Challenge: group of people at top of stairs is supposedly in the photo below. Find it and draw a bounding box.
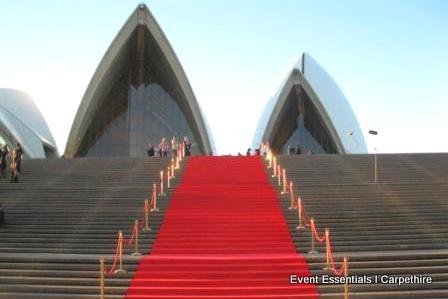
[0,142,22,184]
[146,136,192,158]
[241,141,270,156]
[244,141,314,156]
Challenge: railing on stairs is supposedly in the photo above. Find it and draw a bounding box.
[266,149,350,299]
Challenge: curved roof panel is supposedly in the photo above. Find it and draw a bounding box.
[65,4,214,157]
[0,88,59,158]
[253,53,367,154]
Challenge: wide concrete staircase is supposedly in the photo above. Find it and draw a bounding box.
[0,158,182,298]
[274,153,448,298]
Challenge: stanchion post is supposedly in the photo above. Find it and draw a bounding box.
[323,228,331,271]
[277,165,282,186]
[167,167,171,188]
[159,170,166,196]
[296,197,305,230]
[288,181,296,209]
[171,159,176,178]
[151,183,159,212]
[99,257,105,299]
[272,157,277,177]
[344,257,349,299]
[281,169,288,194]
[132,220,141,256]
[308,218,318,254]
[114,231,126,273]
[143,199,151,231]
[267,151,272,168]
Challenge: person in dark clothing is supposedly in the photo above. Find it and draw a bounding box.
[0,145,7,179]
[147,143,155,157]
[183,136,192,156]
[10,149,19,183]
[255,148,261,156]
[15,143,22,173]
[246,148,251,156]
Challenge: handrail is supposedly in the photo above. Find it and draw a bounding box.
[101,151,185,296]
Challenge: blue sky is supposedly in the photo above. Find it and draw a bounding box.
[0,0,447,154]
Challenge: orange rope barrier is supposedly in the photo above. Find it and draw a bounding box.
[106,231,124,274]
[310,218,326,243]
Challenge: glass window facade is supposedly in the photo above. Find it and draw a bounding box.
[76,25,199,157]
[271,85,337,155]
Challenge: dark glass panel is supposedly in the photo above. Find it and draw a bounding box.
[77,25,200,157]
[271,85,338,155]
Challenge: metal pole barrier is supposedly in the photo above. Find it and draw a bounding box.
[344,257,349,299]
[288,181,295,209]
[159,170,166,196]
[167,167,171,188]
[143,199,151,231]
[277,165,282,186]
[308,218,318,254]
[114,231,126,273]
[171,159,176,178]
[99,257,105,299]
[323,229,331,271]
[272,157,277,177]
[267,151,272,168]
[151,183,159,212]
[296,197,305,230]
[281,169,288,194]
[132,220,141,256]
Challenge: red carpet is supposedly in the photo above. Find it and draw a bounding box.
[125,156,319,298]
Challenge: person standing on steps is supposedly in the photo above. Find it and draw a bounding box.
[10,149,19,183]
[147,143,155,157]
[183,136,192,156]
[15,143,23,173]
[171,136,178,157]
[159,138,169,157]
[0,145,7,178]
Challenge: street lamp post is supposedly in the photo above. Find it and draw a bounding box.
[369,130,378,184]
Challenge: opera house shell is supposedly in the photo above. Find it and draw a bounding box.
[0,88,59,158]
[253,53,367,154]
[65,4,215,158]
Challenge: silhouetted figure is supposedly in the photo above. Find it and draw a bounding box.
[296,144,302,155]
[0,145,7,179]
[183,137,192,156]
[15,143,22,173]
[147,143,155,157]
[246,148,251,156]
[255,148,261,156]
